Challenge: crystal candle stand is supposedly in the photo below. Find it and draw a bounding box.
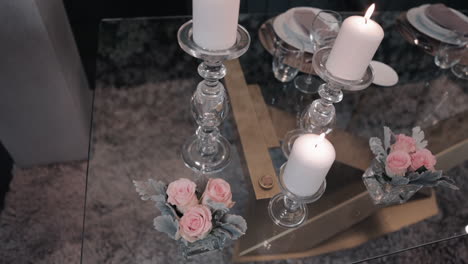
[282,47,374,157]
[177,20,250,173]
[268,164,327,228]
[451,64,468,80]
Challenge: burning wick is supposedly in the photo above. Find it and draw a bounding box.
[315,133,326,148]
[364,3,375,24]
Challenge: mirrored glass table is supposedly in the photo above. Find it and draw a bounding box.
[81,12,468,263]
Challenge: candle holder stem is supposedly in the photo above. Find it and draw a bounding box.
[301,81,343,133]
[283,196,300,211]
[282,47,374,157]
[178,20,250,173]
[182,60,230,173]
[268,164,326,228]
[269,194,307,228]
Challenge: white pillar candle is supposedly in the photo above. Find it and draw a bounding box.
[283,134,336,197]
[192,0,240,50]
[325,4,384,80]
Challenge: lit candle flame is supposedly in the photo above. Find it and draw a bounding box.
[315,133,326,148]
[364,4,375,23]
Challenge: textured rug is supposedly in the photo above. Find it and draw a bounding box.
[0,162,87,264]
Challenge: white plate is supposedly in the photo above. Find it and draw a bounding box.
[287,7,324,42]
[370,61,399,87]
[407,4,468,44]
[273,7,322,53]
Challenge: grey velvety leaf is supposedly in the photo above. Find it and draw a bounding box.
[189,234,226,250]
[180,237,189,246]
[383,126,392,152]
[155,202,178,218]
[385,165,397,178]
[418,170,443,182]
[154,215,179,239]
[409,171,460,190]
[197,235,219,250]
[150,180,167,196]
[218,214,247,240]
[133,179,167,201]
[219,223,245,240]
[412,126,428,149]
[369,137,386,161]
[222,214,248,232]
[204,198,229,213]
[133,180,154,201]
[391,176,410,186]
[437,176,459,190]
[371,160,384,175]
[151,195,166,203]
[440,176,456,184]
[437,180,459,190]
[407,172,422,182]
[211,227,232,240]
[212,210,227,224]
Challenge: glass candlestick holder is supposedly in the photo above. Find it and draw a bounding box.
[177,20,250,173]
[451,63,468,80]
[282,47,374,157]
[268,164,327,228]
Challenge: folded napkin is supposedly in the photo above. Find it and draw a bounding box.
[293,9,326,35]
[425,4,468,34]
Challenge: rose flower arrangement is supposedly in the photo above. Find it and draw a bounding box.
[133,177,246,254]
[364,126,458,204]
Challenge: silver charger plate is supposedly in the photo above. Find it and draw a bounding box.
[272,7,323,53]
[406,4,468,45]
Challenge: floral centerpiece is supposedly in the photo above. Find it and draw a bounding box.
[363,126,458,205]
[133,177,247,258]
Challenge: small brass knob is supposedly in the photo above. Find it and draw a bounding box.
[259,174,274,190]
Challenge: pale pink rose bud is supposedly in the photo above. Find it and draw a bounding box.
[391,134,417,153]
[166,178,199,213]
[202,178,235,208]
[410,149,437,171]
[385,150,412,176]
[179,205,212,242]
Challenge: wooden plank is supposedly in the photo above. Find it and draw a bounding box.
[425,111,468,170]
[237,190,376,258]
[234,191,438,262]
[224,60,280,199]
[236,161,377,258]
[435,138,468,171]
[247,84,280,148]
[267,106,297,141]
[327,130,373,171]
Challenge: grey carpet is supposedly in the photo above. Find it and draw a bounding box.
[0,162,86,264]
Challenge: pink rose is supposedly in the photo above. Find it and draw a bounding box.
[179,205,212,242]
[410,149,437,171]
[166,178,198,213]
[202,178,235,208]
[391,134,417,153]
[385,150,411,176]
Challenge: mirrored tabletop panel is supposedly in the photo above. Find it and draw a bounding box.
[82,11,468,264]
